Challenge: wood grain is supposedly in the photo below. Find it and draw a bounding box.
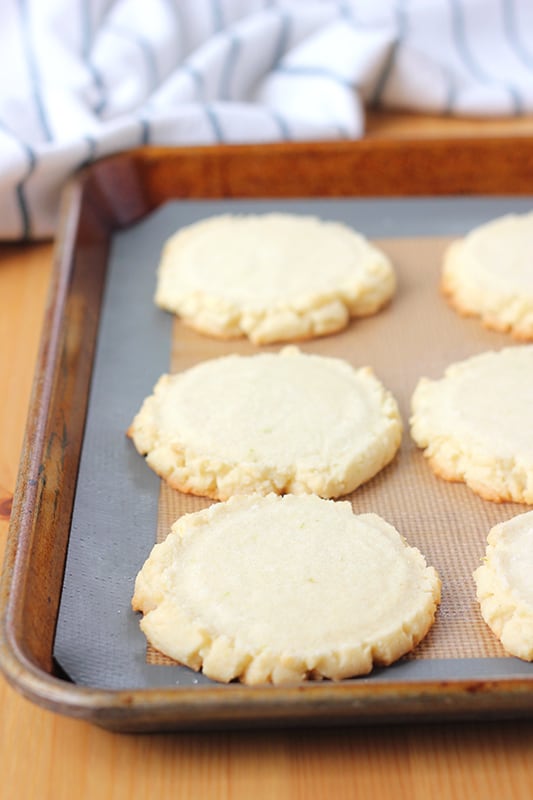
[365,109,533,139]
[1,115,533,796]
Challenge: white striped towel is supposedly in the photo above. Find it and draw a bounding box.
[1,0,533,240]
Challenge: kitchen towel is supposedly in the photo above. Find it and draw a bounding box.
[1,0,532,240]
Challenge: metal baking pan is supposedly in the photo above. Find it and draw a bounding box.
[1,140,532,732]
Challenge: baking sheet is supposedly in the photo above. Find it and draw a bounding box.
[54,197,533,690]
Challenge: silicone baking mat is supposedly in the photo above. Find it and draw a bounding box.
[54,197,533,689]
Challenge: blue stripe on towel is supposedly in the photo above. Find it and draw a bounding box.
[210,0,224,33]
[370,0,408,107]
[270,10,292,69]
[443,68,459,114]
[16,143,36,240]
[273,64,354,90]
[449,0,523,113]
[139,118,151,145]
[270,109,291,140]
[337,1,354,19]
[502,0,533,71]
[86,59,107,115]
[79,135,97,168]
[0,119,37,239]
[205,104,224,141]
[81,0,108,114]
[181,63,205,99]
[81,0,92,55]
[218,33,240,100]
[18,0,53,141]
[335,122,351,138]
[106,25,159,92]
[161,0,184,48]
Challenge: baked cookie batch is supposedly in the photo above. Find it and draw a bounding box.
[130,210,533,682]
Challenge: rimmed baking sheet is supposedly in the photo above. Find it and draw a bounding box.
[54,197,533,690]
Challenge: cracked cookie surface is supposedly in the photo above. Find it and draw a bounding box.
[132,494,441,684]
[410,346,533,504]
[128,346,402,501]
[155,213,395,344]
[474,510,533,661]
[442,211,533,340]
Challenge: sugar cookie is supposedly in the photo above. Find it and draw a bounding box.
[128,347,402,500]
[473,510,533,661]
[410,346,533,504]
[132,494,441,684]
[442,211,533,340]
[155,213,395,344]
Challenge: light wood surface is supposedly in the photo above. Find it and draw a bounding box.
[1,116,533,798]
[365,108,533,138]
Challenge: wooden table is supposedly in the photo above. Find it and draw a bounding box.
[1,113,533,799]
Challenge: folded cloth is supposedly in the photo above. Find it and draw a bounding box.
[1,0,532,240]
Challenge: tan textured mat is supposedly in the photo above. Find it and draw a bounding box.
[147,236,528,666]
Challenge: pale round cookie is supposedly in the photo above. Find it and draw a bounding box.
[442,211,533,340]
[473,510,533,661]
[154,213,395,344]
[132,494,441,684]
[410,346,533,504]
[128,347,402,500]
